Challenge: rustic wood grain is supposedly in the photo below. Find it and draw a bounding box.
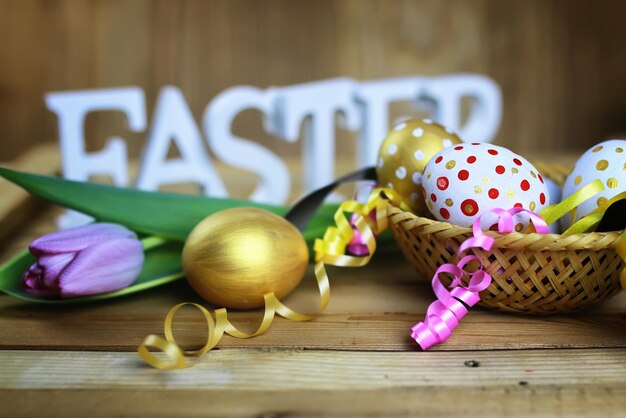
[3,348,626,389]
[1,147,625,416]
[0,151,624,355]
[2,386,626,418]
[1,247,625,352]
[1,349,625,417]
[1,0,626,162]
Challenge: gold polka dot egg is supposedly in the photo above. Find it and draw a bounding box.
[376,118,462,216]
[422,143,550,227]
[561,139,626,230]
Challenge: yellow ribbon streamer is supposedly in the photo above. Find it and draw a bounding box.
[138,188,403,369]
[538,181,626,292]
[537,180,626,235]
[537,178,626,236]
[138,268,330,369]
[139,177,626,369]
[617,232,626,291]
[538,179,605,228]
[539,180,626,292]
[562,192,626,235]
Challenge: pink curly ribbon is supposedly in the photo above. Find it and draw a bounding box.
[347,182,379,256]
[348,212,376,256]
[411,208,549,350]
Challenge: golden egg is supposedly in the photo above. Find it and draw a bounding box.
[376,118,462,216]
[182,207,309,309]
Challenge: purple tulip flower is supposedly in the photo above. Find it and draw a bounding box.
[22,223,144,298]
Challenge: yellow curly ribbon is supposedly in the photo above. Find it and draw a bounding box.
[537,181,626,292]
[537,181,626,291]
[138,176,626,369]
[139,188,404,369]
[538,179,605,229]
[537,179,626,235]
[313,187,407,265]
[583,193,626,292]
[617,232,626,291]
[138,268,329,369]
[563,192,626,235]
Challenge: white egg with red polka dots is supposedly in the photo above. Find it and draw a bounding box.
[422,143,550,227]
[561,139,626,231]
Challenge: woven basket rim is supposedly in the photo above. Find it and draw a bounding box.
[387,204,623,251]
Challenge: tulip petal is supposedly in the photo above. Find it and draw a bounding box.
[23,285,58,297]
[29,223,136,256]
[22,264,58,297]
[57,238,144,297]
[37,252,76,287]
[22,265,42,289]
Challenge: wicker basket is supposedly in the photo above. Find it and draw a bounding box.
[387,162,624,314]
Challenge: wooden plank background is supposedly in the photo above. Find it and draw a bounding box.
[2,2,626,416]
[1,0,626,163]
[1,145,626,416]
[2,203,626,417]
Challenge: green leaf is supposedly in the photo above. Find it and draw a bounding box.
[0,241,185,304]
[0,167,339,242]
[0,168,400,304]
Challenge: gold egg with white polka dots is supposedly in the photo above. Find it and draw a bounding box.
[376,118,462,216]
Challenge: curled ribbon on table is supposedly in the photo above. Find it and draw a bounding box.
[412,180,626,350]
[139,169,626,367]
[138,279,331,369]
[348,213,375,256]
[314,177,626,352]
[411,208,550,350]
[138,173,409,369]
[312,187,408,265]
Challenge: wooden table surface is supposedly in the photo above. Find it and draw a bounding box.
[1,146,625,417]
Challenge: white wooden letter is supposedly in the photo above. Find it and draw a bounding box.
[45,87,146,184]
[135,86,227,196]
[203,86,289,204]
[46,87,146,227]
[267,78,360,194]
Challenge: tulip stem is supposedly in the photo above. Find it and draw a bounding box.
[141,236,169,251]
